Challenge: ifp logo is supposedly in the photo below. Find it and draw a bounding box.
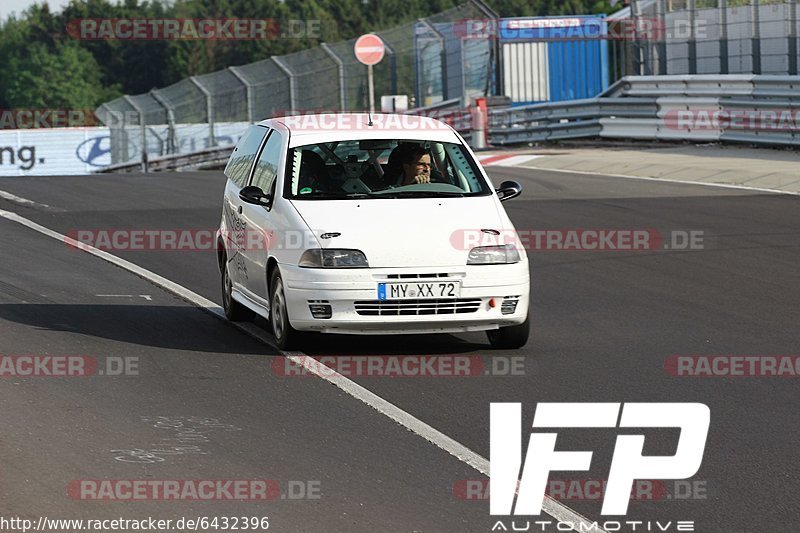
[490,403,710,516]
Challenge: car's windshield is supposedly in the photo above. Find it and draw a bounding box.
[285,139,491,199]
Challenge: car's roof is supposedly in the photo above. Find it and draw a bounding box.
[259,113,463,147]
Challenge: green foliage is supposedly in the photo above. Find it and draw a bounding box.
[3,40,117,108]
[0,0,621,109]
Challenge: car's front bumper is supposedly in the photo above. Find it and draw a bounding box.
[279,262,530,334]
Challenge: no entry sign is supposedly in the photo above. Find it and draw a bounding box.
[354,34,385,66]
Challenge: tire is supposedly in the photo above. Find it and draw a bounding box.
[487,311,530,349]
[269,268,299,350]
[221,254,254,322]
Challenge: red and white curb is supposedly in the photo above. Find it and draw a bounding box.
[476,153,541,167]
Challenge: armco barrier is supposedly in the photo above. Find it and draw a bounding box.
[654,97,723,142]
[719,98,800,146]
[98,145,234,173]
[487,75,800,148]
[487,97,658,145]
[598,118,659,140]
[605,75,758,98]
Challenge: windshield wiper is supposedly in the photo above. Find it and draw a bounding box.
[293,191,371,199]
[378,190,466,198]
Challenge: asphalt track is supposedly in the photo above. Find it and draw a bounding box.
[0,165,798,532]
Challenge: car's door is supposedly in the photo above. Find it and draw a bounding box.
[240,128,285,302]
[221,125,268,293]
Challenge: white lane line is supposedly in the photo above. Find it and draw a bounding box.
[0,207,603,533]
[522,165,800,197]
[0,189,51,209]
[97,294,154,301]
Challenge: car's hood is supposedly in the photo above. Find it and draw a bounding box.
[290,196,505,268]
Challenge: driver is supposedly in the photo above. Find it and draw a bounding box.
[401,146,432,185]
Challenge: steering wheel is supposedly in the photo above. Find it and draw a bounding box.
[429,168,450,184]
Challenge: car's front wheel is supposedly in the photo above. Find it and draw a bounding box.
[221,255,254,322]
[269,268,299,350]
[487,311,530,349]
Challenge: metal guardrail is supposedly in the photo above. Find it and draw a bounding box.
[488,97,658,145]
[488,75,800,148]
[99,146,233,173]
[605,75,800,100]
[605,75,758,98]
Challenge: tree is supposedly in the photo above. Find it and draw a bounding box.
[3,40,116,108]
[0,0,624,109]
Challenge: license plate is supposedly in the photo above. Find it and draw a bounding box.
[377,281,461,300]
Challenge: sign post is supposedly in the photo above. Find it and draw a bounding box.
[354,34,386,113]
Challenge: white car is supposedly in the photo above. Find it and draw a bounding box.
[216,113,530,350]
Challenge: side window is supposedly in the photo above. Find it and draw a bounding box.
[251,130,283,193]
[224,125,267,188]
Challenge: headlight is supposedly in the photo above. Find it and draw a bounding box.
[467,244,520,265]
[299,249,369,268]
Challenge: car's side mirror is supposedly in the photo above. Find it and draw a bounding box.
[496,180,522,202]
[239,185,272,207]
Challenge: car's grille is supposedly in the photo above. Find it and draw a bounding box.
[384,273,454,280]
[355,298,481,316]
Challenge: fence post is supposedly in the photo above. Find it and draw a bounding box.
[380,38,398,96]
[228,66,254,122]
[150,89,176,154]
[688,0,697,74]
[719,0,729,74]
[122,95,146,169]
[751,0,762,74]
[271,57,296,112]
[320,43,347,111]
[657,0,668,74]
[98,103,122,165]
[190,76,215,147]
[632,0,644,75]
[789,0,798,75]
